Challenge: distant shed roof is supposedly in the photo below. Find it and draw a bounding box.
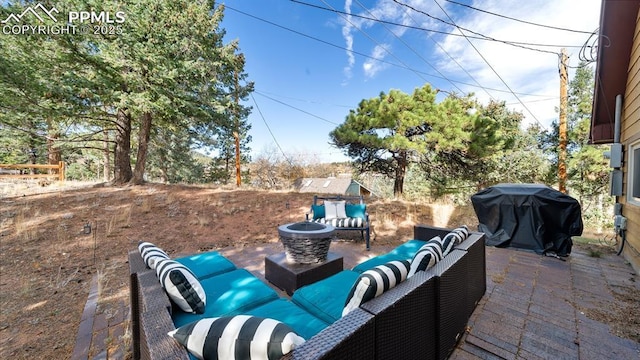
[294,177,373,196]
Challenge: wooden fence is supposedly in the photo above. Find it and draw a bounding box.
[0,162,66,181]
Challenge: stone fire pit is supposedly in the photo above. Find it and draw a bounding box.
[278,222,335,264]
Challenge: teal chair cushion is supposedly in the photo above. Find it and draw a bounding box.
[345,203,366,219]
[172,269,279,328]
[245,299,330,340]
[312,204,325,219]
[174,251,236,280]
[352,239,426,273]
[291,270,360,324]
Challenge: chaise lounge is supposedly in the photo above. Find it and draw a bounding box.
[129,225,486,360]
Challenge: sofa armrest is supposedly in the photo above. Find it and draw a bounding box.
[130,272,189,360]
[129,250,189,360]
[453,232,486,320]
[129,249,147,274]
[361,271,438,360]
[428,250,469,359]
[139,307,189,360]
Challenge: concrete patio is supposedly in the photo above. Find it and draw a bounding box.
[75,238,639,359]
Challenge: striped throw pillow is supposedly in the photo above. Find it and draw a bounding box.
[408,237,444,278]
[342,260,411,317]
[137,241,169,270]
[441,225,470,256]
[168,315,306,360]
[155,258,206,314]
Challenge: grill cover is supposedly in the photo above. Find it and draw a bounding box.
[471,184,583,256]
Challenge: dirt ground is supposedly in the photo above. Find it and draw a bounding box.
[0,181,636,359]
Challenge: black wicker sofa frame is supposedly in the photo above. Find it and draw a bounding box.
[128,225,486,360]
[305,195,372,250]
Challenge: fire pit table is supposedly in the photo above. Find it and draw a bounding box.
[265,222,343,295]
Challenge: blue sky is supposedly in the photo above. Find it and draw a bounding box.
[220,0,602,163]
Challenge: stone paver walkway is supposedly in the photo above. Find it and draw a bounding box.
[452,246,639,359]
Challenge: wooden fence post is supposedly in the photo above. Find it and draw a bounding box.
[59,161,65,181]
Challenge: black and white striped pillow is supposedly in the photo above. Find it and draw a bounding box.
[168,315,306,360]
[155,258,206,314]
[138,241,170,270]
[441,225,470,256]
[408,237,444,278]
[342,260,411,317]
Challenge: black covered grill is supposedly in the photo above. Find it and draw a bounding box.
[471,183,583,256]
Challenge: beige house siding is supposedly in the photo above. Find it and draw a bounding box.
[619,9,640,274]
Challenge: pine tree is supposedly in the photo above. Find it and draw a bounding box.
[330,84,487,197]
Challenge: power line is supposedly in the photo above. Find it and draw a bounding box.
[444,0,595,35]
[578,30,602,63]
[290,0,583,49]
[225,5,558,99]
[225,5,390,66]
[321,0,466,93]
[416,0,548,130]
[391,0,560,56]
[258,86,556,119]
[249,93,293,165]
[223,4,461,96]
[390,0,495,100]
[254,90,341,125]
[347,0,466,93]
[224,5,426,77]
[256,89,352,108]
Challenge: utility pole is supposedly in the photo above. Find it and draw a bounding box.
[234,59,242,187]
[558,48,568,194]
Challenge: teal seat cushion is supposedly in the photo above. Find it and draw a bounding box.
[352,239,426,273]
[291,270,360,324]
[245,299,330,340]
[172,269,279,328]
[174,251,236,280]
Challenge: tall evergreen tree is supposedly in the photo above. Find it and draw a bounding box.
[566,64,609,199]
[1,1,253,184]
[422,99,524,191]
[330,84,486,197]
[540,62,608,196]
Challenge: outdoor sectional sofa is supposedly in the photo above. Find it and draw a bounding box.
[128,225,486,360]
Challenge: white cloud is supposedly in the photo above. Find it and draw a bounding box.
[336,0,600,129]
[341,0,443,80]
[431,0,601,129]
[363,44,392,77]
[341,0,355,80]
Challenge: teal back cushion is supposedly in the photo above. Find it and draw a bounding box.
[389,239,428,258]
[345,204,366,219]
[352,253,407,273]
[351,239,427,273]
[312,204,325,219]
[174,251,236,280]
